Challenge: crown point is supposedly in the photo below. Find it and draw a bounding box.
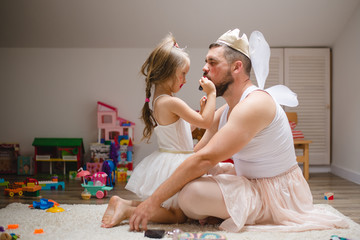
[216,29,250,58]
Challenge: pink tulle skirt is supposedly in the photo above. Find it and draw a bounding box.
[210,164,349,232]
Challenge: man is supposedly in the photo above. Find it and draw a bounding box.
[108,29,348,232]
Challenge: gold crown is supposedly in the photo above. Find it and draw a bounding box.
[216,29,249,58]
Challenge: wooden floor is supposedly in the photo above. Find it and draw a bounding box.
[0,172,359,224]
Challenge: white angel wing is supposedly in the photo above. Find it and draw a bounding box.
[249,30,298,107]
[249,31,270,90]
[266,85,299,107]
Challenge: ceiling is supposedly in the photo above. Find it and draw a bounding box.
[1,0,359,48]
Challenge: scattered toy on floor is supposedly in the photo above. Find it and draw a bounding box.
[330,235,350,240]
[77,168,113,199]
[46,205,65,213]
[32,198,54,210]
[324,192,334,200]
[33,229,44,234]
[6,225,18,230]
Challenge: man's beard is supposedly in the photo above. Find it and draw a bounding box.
[215,70,234,97]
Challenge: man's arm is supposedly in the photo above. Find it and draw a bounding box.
[129,91,275,231]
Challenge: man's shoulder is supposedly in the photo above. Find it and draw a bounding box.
[233,91,276,121]
[240,90,274,108]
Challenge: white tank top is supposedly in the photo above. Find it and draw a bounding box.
[219,86,297,178]
[153,95,194,152]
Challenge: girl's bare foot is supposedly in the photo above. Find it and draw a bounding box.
[101,196,135,228]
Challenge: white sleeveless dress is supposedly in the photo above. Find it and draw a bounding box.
[125,95,194,209]
[209,86,349,232]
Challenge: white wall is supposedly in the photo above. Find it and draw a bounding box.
[2,2,360,182]
[0,47,225,167]
[332,4,360,184]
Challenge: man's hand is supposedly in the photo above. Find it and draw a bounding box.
[129,198,158,231]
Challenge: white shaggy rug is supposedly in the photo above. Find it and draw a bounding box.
[0,203,359,240]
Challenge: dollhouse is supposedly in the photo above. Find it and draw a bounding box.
[97,101,135,142]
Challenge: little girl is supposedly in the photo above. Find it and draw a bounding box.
[101,33,216,228]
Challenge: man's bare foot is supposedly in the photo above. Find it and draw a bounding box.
[101,196,135,228]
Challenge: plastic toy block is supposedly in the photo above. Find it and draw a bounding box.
[34,229,44,234]
[0,178,9,187]
[117,171,127,182]
[7,224,19,229]
[0,226,4,232]
[324,192,334,200]
[23,185,41,197]
[38,181,65,190]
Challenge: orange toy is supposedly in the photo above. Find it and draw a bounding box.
[34,229,44,234]
[7,224,19,229]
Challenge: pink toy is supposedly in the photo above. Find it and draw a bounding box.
[77,168,113,199]
[97,101,135,142]
[76,168,91,185]
[86,162,103,175]
[92,172,108,186]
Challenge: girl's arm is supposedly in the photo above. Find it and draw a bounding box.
[194,104,227,152]
[171,77,216,129]
[190,96,207,131]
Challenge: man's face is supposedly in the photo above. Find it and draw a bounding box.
[202,46,234,97]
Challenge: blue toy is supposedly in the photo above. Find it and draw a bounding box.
[33,198,54,210]
[102,160,116,187]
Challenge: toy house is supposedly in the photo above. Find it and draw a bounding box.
[32,138,84,175]
[94,101,135,179]
[97,101,135,142]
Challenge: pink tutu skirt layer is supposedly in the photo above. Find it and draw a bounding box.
[211,165,349,232]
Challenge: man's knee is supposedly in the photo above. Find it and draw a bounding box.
[178,180,203,213]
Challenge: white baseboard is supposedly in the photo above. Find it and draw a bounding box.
[309,165,331,173]
[298,164,331,173]
[331,164,360,185]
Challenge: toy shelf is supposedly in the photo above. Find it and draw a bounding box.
[0,143,20,174]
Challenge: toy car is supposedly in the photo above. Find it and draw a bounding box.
[4,182,24,197]
[77,168,113,199]
[81,182,113,199]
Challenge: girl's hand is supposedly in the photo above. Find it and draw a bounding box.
[199,96,207,114]
[199,77,216,95]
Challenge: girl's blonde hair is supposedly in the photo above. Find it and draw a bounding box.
[140,33,189,142]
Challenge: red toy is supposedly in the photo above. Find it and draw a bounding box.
[324,192,334,200]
